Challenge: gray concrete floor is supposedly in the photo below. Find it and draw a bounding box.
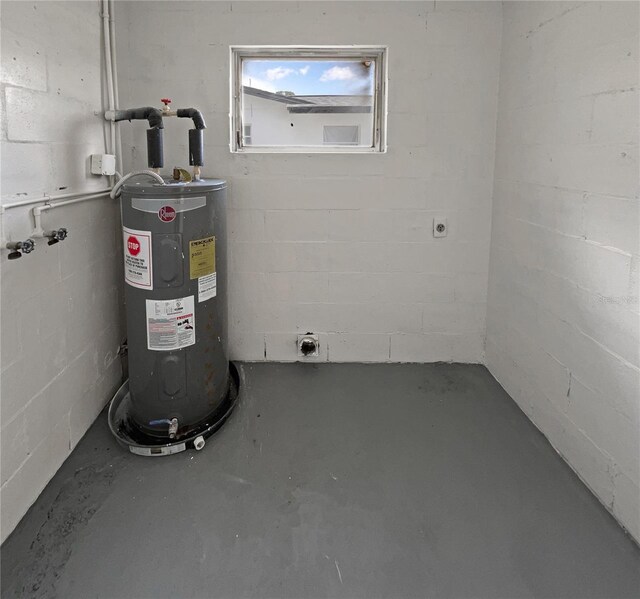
[2,363,639,599]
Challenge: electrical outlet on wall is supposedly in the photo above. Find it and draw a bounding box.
[433,217,448,238]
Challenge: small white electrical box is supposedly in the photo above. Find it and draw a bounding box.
[433,217,448,238]
[91,154,116,176]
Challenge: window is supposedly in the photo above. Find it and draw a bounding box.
[230,46,387,153]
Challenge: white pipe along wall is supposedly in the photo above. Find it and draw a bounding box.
[0,0,638,546]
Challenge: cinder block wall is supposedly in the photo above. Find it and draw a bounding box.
[116,0,502,363]
[0,1,125,542]
[2,0,637,548]
[486,1,640,541]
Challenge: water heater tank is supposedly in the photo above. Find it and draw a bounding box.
[117,177,233,446]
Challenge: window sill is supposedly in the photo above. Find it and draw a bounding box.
[231,146,387,154]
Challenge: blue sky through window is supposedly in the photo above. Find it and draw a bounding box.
[242,60,374,96]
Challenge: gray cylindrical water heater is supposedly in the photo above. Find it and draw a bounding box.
[119,178,230,443]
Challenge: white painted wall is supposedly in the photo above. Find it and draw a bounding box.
[0,1,125,542]
[116,0,502,363]
[243,94,372,147]
[486,1,640,542]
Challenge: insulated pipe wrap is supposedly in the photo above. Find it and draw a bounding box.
[188,129,204,166]
[177,108,206,129]
[112,105,206,169]
[146,128,164,168]
[113,107,164,129]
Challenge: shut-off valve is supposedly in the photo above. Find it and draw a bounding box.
[6,239,35,260]
[44,228,68,246]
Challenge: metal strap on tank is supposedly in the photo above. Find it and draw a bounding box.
[131,196,207,213]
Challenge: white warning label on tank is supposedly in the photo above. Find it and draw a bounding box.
[198,273,217,302]
[123,227,152,290]
[145,295,195,351]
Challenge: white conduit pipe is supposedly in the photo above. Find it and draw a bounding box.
[4,171,163,244]
[102,0,116,181]
[110,170,165,199]
[1,188,113,211]
[31,191,112,237]
[0,188,115,248]
[109,0,123,175]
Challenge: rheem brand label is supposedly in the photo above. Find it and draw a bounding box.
[158,205,176,222]
[123,227,152,289]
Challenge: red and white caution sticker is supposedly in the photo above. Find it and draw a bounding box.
[123,227,152,290]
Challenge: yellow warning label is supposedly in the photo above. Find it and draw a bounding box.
[189,236,215,280]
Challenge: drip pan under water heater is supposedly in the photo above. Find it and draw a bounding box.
[108,364,239,456]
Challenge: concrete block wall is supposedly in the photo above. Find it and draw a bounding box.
[116,0,502,364]
[0,1,125,542]
[486,1,640,542]
[2,0,636,548]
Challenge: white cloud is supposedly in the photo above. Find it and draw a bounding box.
[299,65,310,76]
[242,75,276,93]
[319,66,355,82]
[266,66,296,81]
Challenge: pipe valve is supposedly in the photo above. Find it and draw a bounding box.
[6,238,35,260]
[44,228,68,245]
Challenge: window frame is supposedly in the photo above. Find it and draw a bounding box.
[230,45,388,154]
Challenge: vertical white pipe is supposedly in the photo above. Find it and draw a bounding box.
[102,0,116,185]
[109,0,123,176]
